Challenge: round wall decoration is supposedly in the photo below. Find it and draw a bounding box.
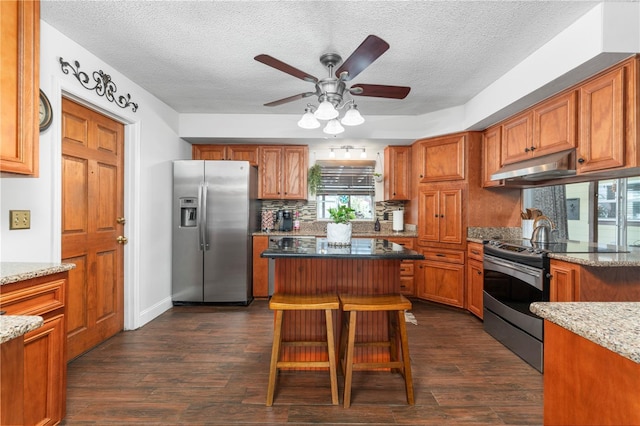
[39,89,52,132]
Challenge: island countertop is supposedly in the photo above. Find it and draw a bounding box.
[260,237,424,260]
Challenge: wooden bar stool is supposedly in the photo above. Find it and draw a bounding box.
[338,293,414,408]
[266,293,340,406]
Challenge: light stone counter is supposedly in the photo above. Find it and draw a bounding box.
[530,302,640,364]
[0,262,76,286]
[0,315,43,344]
[548,247,640,267]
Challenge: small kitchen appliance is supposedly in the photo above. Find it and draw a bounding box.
[279,210,293,231]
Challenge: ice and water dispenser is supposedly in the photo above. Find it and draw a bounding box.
[179,197,198,227]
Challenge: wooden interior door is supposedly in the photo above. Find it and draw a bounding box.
[61,98,125,361]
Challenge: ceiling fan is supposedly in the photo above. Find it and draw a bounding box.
[254,35,411,134]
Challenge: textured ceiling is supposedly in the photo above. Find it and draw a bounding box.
[41,1,608,117]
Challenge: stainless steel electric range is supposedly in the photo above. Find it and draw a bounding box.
[482,239,625,372]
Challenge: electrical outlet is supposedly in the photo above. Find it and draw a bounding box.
[9,210,30,230]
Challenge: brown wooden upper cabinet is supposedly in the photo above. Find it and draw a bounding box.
[482,124,503,188]
[0,0,40,175]
[192,144,259,166]
[258,145,308,199]
[501,90,577,166]
[415,134,465,182]
[384,145,411,200]
[417,186,463,245]
[577,58,640,174]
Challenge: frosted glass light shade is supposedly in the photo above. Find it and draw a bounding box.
[314,100,339,120]
[298,110,320,129]
[323,119,344,135]
[341,104,365,126]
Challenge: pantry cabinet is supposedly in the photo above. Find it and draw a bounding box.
[0,0,40,175]
[384,145,411,200]
[258,145,308,199]
[501,90,577,166]
[192,144,259,166]
[0,271,69,426]
[417,187,463,245]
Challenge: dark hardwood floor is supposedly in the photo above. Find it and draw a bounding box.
[61,299,542,425]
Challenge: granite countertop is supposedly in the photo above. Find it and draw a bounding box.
[254,230,418,238]
[261,237,424,260]
[0,315,44,344]
[0,262,76,286]
[530,302,640,364]
[548,247,640,267]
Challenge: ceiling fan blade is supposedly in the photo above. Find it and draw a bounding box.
[350,84,411,99]
[264,92,316,107]
[254,54,318,83]
[336,35,390,81]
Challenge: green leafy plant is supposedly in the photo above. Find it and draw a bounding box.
[308,164,322,196]
[328,205,355,224]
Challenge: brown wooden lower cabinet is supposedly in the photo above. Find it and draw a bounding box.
[544,321,640,425]
[0,272,68,426]
[466,259,483,318]
[387,237,416,297]
[252,236,269,298]
[415,248,465,308]
[1,336,24,425]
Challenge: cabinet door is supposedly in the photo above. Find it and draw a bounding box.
[228,145,259,166]
[501,111,533,165]
[281,146,307,199]
[482,125,503,187]
[416,259,465,308]
[384,146,411,200]
[417,135,465,182]
[252,236,269,298]
[577,66,625,173]
[533,90,577,157]
[259,146,283,199]
[417,189,439,243]
[466,259,483,318]
[0,0,39,175]
[192,145,226,160]
[439,188,463,244]
[549,260,580,302]
[23,315,66,426]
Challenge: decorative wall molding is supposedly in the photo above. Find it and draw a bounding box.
[59,57,139,112]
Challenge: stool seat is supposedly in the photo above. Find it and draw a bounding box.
[339,293,414,408]
[266,293,339,406]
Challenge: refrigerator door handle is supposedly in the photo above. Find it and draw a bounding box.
[201,182,210,250]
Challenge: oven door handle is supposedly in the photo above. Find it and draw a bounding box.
[483,255,544,291]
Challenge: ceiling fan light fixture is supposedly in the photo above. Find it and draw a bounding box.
[340,104,365,126]
[323,119,344,135]
[298,108,320,129]
[314,99,339,120]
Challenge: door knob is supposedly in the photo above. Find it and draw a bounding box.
[116,236,128,244]
[117,217,126,224]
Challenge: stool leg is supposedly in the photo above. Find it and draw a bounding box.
[396,309,415,405]
[266,310,284,406]
[324,309,339,405]
[389,311,399,374]
[343,311,358,408]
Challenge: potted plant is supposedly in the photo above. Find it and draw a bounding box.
[308,164,322,196]
[326,204,355,245]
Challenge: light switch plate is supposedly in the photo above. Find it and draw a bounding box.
[9,210,30,230]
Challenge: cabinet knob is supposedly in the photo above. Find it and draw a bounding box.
[578,158,585,164]
[434,214,439,218]
[530,146,536,151]
[440,214,444,218]
[477,270,482,275]
[524,147,530,153]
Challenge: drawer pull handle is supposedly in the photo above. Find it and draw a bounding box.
[436,253,445,257]
[471,250,480,255]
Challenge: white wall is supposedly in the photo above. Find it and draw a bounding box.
[0,21,191,329]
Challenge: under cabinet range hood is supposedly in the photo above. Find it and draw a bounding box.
[491,149,576,182]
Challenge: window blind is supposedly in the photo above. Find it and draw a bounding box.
[316,160,375,196]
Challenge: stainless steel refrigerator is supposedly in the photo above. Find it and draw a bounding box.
[172,160,258,305]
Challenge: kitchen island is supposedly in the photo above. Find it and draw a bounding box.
[261,237,424,365]
[530,302,640,425]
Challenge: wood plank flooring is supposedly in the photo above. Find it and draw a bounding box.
[61,299,542,425]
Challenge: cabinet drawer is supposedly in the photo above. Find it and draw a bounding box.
[387,237,414,250]
[400,261,414,276]
[421,248,465,264]
[0,279,65,316]
[399,276,414,295]
[467,243,484,262]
